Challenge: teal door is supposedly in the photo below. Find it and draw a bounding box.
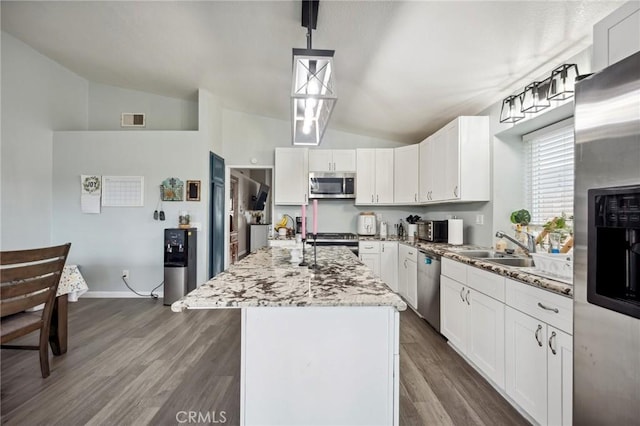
[209,152,225,278]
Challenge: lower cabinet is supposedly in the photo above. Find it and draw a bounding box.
[398,244,418,309]
[505,306,573,426]
[440,272,505,388]
[359,241,397,292]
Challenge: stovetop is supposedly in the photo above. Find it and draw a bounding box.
[307,232,359,242]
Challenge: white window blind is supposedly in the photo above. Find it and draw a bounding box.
[524,122,574,225]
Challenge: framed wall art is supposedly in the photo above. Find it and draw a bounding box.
[161,177,184,201]
[186,180,201,201]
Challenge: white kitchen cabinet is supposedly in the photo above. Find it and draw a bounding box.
[275,148,309,205]
[505,279,573,426]
[359,241,381,277]
[399,244,418,309]
[308,149,356,172]
[394,144,419,204]
[444,116,490,202]
[359,241,397,292]
[418,134,445,202]
[593,2,640,71]
[356,149,394,205]
[440,259,505,389]
[380,242,398,292]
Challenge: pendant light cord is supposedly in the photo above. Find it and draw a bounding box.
[306,0,313,50]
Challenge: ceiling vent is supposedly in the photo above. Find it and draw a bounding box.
[121,113,146,128]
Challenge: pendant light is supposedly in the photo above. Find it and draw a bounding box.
[291,0,337,146]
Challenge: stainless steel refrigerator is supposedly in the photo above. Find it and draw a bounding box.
[573,51,640,424]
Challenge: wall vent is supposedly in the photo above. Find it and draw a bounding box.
[121,113,146,127]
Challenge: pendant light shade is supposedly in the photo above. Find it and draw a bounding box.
[499,94,525,123]
[521,78,551,113]
[548,64,579,101]
[291,48,337,146]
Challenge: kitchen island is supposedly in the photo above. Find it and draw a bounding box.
[172,246,406,426]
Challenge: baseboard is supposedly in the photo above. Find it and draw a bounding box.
[82,291,164,298]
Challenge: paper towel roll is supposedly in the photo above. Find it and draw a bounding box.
[448,219,463,245]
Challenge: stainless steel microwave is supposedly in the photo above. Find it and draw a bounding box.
[309,172,356,199]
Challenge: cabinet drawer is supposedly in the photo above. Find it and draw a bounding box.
[359,242,380,254]
[467,266,505,302]
[442,257,466,284]
[506,279,573,334]
[398,243,417,262]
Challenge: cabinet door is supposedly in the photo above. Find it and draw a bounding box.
[430,133,446,201]
[440,276,467,352]
[418,137,431,203]
[332,150,356,172]
[397,255,408,299]
[275,148,309,205]
[405,259,418,310]
[380,242,398,292]
[505,307,547,425]
[308,150,333,172]
[375,149,394,204]
[547,327,573,426]
[467,290,506,389]
[444,121,460,200]
[356,149,376,204]
[593,2,640,71]
[360,253,380,277]
[394,145,419,204]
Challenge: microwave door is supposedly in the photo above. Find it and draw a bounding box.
[310,178,344,197]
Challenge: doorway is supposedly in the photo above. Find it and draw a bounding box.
[225,166,274,267]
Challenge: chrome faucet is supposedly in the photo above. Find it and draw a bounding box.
[495,230,536,255]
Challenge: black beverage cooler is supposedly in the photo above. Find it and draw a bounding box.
[163,228,197,305]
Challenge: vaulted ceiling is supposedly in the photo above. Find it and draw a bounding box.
[0,1,623,143]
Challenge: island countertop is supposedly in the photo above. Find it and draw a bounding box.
[171,246,407,312]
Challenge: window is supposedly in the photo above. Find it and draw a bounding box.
[523,120,574,225]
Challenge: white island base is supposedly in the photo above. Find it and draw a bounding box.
[241,306,400,426]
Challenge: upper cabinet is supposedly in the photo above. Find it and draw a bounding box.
[356,149,394,205]
[308,149,356,172]
[274,147,309,205]
[419,116,490,204]
[394,144,419,204]
[593,2,640,71]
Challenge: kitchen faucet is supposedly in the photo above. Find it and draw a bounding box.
[495,230,536,255]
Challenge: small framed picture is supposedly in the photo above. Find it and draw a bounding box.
[186,180,201,201]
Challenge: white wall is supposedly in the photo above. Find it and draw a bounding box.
[88,82,198,131]
[1,32,88,250]
[52,130,209,293]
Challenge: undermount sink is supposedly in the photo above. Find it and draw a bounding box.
[456,250,512,259]
[484,257,536,268]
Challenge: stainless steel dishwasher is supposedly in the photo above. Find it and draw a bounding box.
[417,250,441,332]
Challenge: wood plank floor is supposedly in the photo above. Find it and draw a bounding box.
[1,299,527,425]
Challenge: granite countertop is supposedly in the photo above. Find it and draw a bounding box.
[358,236,573,298]
[172,246,407,312]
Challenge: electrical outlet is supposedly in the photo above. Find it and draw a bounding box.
[122,269,129,279]
[476,214,484,225]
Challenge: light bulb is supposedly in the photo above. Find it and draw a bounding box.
[305,105,314,119]
[302,122,311,135]
[307,79,320,95]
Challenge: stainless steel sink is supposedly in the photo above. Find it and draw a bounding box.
[484,257,536,268]
[456,250,512,259]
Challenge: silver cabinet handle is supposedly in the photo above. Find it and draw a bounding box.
[408,251,414,256]
[364,246,374,250]
[382,245,385,253]
[334,162,336,170]
[465,289,470,305]
[549,331,557,355]
[404,259,407,268]
[371,194,374,203]
[535,325,543,347]
[415,193,417,202]
[328,161,332,171]
[537,302,559,313]
[453,185,458,197]
[376,194,379,203]
[305,193,308,203]
[459,287,465,302]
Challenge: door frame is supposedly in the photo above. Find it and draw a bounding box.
[224,165,274,270]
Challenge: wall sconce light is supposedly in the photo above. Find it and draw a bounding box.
[499,94,525,123]
[521,78,551,113]
[548,64,580,101]
[500,63,580,125]
[291,0,337,146]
